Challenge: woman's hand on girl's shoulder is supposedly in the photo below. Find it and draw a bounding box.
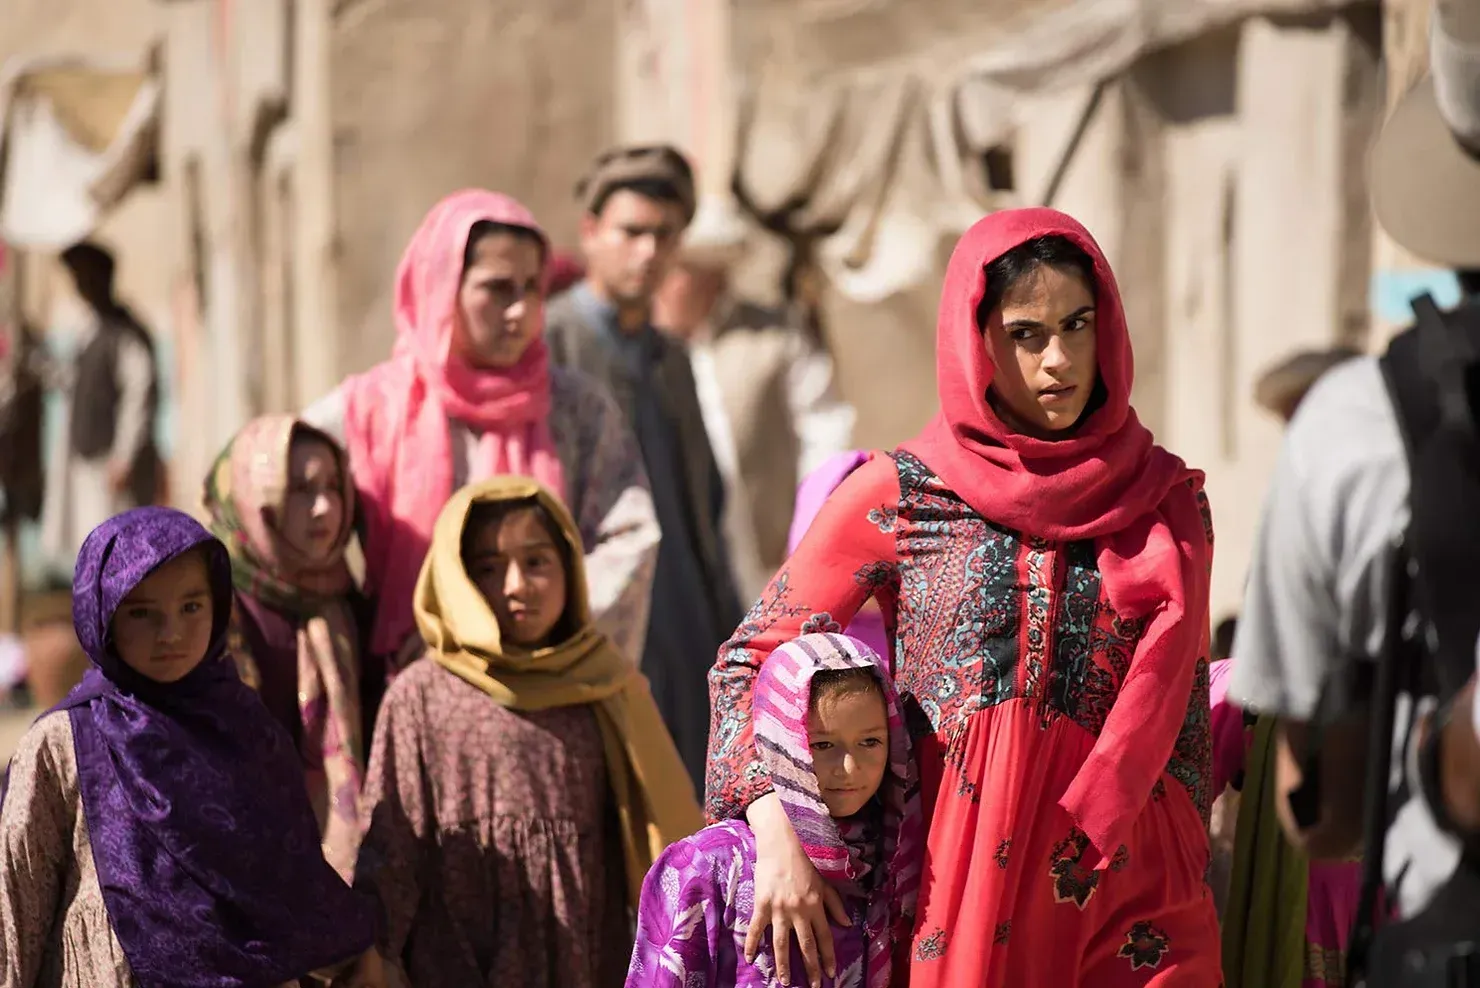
[745,792,851,988]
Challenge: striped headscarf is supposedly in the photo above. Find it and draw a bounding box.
[753,633,921,988]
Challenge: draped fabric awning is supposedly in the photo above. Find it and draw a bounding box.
[729,0,1366,302]
[0,54,161,250]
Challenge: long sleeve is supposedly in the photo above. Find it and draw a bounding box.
[626,835,734,988]
[355,678,432,978]
[783,334,855,480]
[568,374,661,665]
[704,454,900,823]
[0,718,72,988]
[108,333,155,468]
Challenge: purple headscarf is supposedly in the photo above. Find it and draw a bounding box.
[58,506,377,987]
[786,451,890,659]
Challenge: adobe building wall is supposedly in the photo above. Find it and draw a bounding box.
[328,0,619,373]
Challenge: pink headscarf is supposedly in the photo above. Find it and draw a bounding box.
[340,190,566,661]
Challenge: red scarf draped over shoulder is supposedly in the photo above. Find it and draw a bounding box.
[340,190,565,660]
[901,207,1211,868]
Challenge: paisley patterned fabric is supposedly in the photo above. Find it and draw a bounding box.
[55,506,377,987]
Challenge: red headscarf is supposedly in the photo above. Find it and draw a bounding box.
[341,189,565,660]
[901,207,1211,867]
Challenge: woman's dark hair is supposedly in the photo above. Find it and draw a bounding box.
[461,496,581,645]
[463,221,547,274]
[975,234,1098,330]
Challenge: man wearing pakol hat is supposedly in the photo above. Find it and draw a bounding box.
[1252,346,1363,424]
[652,194,855,605]
[1229,1,1480,978]
[545,145,743,789]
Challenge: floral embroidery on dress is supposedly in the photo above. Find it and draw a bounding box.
[1118,921,1171,971]
[852,560,894,594]
[867,505,898,534]
[993,921,1012,946]
[1048,830,1100,910]
[994,838,1012,869]
[800,612,844,636]
[1110,845,1130,872]
[704,571,816,821]
[1306,942,1346,986]
[915,928,948,962]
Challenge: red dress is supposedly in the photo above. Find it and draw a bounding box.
[704,451,1222,986]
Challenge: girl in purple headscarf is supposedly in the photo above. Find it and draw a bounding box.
[627,633,920,988]
[0,506,381,988]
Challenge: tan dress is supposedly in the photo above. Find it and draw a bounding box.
[355,659,630,988]
[0,713,305,988]
[0,713,135,988]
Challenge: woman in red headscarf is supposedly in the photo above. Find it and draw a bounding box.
[302,191,660,718]
[703,209,1220,986]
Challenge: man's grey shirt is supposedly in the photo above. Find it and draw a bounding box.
[1230,355,1461,916]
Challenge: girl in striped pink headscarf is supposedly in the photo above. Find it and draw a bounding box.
[627,633,920,988]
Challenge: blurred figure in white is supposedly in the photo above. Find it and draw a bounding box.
[1230,0,1480,979]
[653,196,855,603]
[39,242,159,574]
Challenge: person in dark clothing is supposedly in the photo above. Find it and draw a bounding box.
[544,145,743,789]
[40,241,160,573]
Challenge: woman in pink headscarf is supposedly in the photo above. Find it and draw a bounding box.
[303,190,659,709]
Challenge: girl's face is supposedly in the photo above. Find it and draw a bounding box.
[111,550,216,683]
[807,685,890,819]
[279,435,345,563]
[981,263,1098,439]
[465,508,569,648]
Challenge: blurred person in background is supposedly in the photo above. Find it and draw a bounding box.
[303,190,659,726]
[0,317,46,707]
[39,241,160,576]
[1230,0,1480,979]
[1252,347,1364,424]
[652,195,855,605]
[546,146,743,789]
[1210,349,1364,985]
[203,415,369,882]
